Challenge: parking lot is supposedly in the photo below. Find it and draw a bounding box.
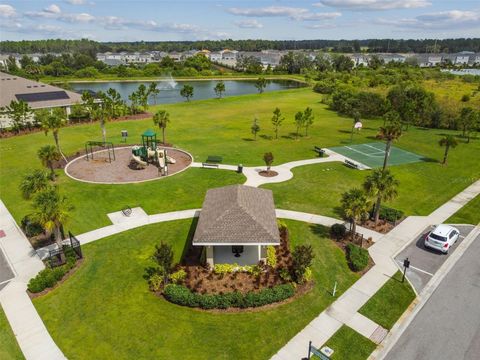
[394,225,475,293]
[0,245,15,291]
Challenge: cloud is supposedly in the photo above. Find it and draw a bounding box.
[234,19,264,28]
[315,0,431,11]
[44,4,61,14]
[305,23,337,29]
[0,20,75,37]
[375,10,480,29]
[0,4,16,17]
[65,0,86,4]
[227,6,341,21]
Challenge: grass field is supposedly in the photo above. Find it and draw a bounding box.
[1,88,479,233]
[33,219,358,360]
[358,271,416,330]
[0,305,24,360]
[446,195,480,225]
[320,325,377,360]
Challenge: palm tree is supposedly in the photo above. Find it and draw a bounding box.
[341,188,371,239]
[39,108,67,162]
[377,124,402,172]
[153,110,170,144]
[363,169,399,224]
[439,135,458,165]
[19,169,51,199]
[38,145,61,178]
[32,188,72,260]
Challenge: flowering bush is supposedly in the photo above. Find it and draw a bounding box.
[266,245,277,267]
[169,269,187,284]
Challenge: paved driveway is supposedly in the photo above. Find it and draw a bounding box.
[386,231,480,360]
[0,246,15,290]
[394,225,475,293]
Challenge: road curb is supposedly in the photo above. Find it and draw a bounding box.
[369,225,480,359]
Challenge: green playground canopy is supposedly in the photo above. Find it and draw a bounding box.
[329,142,424,168]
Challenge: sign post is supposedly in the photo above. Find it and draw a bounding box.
[402,257,410,283]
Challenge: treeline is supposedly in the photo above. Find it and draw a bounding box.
[1,38,480,54]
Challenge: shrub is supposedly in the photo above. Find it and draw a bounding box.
[149,273,164,291]
[346,244,369,272]
[292,245,315,283]
[266,245,277,267]
[313,80,336,94]
[213,263,257,275]
[303,267,313,283]
[279,268,292,282]
[330,223,347,240]
[378,206,404,222]
[277,220,288,231]
[461,94,470,102]
[169,269,187,284]
[164,284,295,309]
[21,215,44,237]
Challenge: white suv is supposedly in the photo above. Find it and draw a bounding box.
[424,224,460,254]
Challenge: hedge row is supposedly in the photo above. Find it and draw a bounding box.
[27,248,77,293]
[164,283,295,309]
[346,243,369,272]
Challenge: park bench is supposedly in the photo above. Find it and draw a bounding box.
[344,159,359,169]
[314,146,325,157]
[202,162,219,168]
[206,155,223,163]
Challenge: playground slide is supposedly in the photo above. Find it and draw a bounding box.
[131,154,147,167]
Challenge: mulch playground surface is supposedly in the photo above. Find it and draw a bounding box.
[65,146,192,183]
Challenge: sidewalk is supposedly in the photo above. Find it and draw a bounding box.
[0,200,66,360]
[271,179,480,359]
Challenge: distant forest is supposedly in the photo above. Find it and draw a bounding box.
[1,38,480,54]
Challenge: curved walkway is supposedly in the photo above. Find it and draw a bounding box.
[191,149,368,188]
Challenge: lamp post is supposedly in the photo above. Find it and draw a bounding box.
[402,257,410,283]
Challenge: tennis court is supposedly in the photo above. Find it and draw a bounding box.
[329,142,424,168]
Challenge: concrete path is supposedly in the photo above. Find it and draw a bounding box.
[192,149,367,188]
[271,179,480,360]
[0,200,66,360]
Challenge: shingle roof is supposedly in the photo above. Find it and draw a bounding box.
[0,71,82,109]
[192,185,280,245]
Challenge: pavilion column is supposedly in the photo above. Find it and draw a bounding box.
[206,246,214,267]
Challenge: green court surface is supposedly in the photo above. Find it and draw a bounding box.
[329,142,424,168]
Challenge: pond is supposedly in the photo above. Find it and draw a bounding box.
[70,78,305,105]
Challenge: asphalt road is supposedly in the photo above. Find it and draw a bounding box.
[386,231,480,360]
[0,246,15,290]
[394,225,474,293]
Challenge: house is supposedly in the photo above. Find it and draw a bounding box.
[350,54,369,67]
[209,52,223,62]
[378,53,406,64]
[0,71,82,128]
[192,185,280,267]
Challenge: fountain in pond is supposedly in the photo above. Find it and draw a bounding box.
[157,74,177,90]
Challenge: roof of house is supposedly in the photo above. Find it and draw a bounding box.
[192,185,280,246]
[0,71,82,109]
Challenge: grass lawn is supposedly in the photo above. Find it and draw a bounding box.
[358,271,416,330]
[0,304,24,360]
[33,219,359,360]
[446,195,480,225]
[1,88,479,233]
[320,325,377,360]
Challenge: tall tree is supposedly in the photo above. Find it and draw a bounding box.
[153,110,170,144]
[136,84,149,111]
[341,188,370,237]
[148,82,160,105]
[303,107,314,136]
[4,100,31,133]
[152,242,174,284]
[180,84,194,101]
[294,111,304,140]
[37,145,61,178]
[214,81,226,99]
[363,169,399,224]
[458,107,478,143]
[439,135,458,165]
[263,152,274,171]
[377,124,402,171]
[19,169,51,199]
[251,117,260,140]
[39,108,67,162]
[255,77,267,94]
[271,107,284,139]
[106,88,125,118]
[32,188,72,260]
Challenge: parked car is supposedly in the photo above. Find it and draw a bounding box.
[424,224,460,254]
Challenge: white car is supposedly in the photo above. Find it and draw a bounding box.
[424,224,460,254]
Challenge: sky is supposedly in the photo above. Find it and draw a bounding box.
[0,0,479,42]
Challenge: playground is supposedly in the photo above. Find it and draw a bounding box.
[329,142,425,168]
[65,129,192,184]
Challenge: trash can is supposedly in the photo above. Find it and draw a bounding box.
[121,130,128,142]
[237,164,243,173]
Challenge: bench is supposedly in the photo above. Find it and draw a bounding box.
[344,159,359,169]
[206,155,223,163]
[202,162,219,168]
[314,146,325,157]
